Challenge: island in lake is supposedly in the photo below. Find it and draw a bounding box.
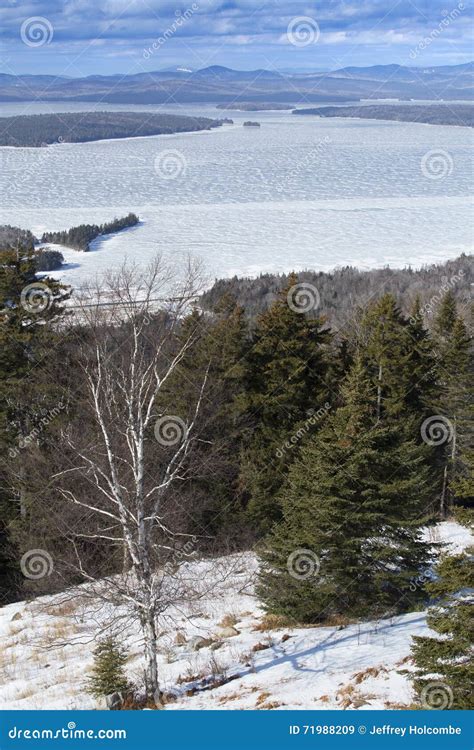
[292,103,474,127]
[0,111,225,147]
[217,103,293,111]
[243,121,261,127]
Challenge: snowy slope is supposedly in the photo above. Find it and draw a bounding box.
[0,522,471,711]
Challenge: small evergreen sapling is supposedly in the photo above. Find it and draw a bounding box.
[87,637,130,698]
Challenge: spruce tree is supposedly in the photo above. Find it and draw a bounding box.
[360,294,438,423]
[433,290,458,343]
[87,637,130,698]
[432,296,472,516]
[0,244,69,602]
[159,296,248,540]
[240,274,332,535]
[258,353,434,623]
[411,511,473,710]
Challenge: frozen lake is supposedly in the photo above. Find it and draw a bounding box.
[1,102,472,287]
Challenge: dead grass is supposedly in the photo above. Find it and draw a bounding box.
[218,613,238,628]
[351,665,387,684]
[336,683,376,709]
[255,691,271,706]
[395,655,413,667]
[7,622,24,638]
[320,614,353,628]
[255,691,283,710]
[385,700,415,710]
[253,613,295,631]
[252,641,270,653]
[13,685,37,701]
[44,600,78,617]
[38,620,74,647]
[218,692,242,704]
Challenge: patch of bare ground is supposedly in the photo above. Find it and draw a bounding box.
[336,684,377,709]
[351,665,388,684]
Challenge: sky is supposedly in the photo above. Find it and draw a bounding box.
[1,0,473,77]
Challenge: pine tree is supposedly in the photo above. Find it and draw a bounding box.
[240,274,332,535]
[411,512,473,710]
[258,353,434,623]
[0,244,69,602]
[86,637,130,698]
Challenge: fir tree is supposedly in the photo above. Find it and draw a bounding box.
[240,274,332,535]
[159,296,248,540]
[0,245,69,602]
[258,353,434,623]
[433,290,458,342]
[411,512,473,710]
[360,294,438,423]
[432,296,472,516]
[86,637,130,698]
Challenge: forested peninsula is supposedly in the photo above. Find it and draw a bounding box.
[293,104,474,127]
[0,111,225,147]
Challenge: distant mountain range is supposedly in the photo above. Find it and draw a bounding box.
[1,63,472,104]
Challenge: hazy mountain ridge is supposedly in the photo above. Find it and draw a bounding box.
[1,63,472,103]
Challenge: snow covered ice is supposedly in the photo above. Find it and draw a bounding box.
[1,105,472,289]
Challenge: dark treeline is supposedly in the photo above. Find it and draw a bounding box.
[201,255,472,330]
[0,225,37,252]
[41,212,139,251]
[293,104,474,127]
[34,249,64,272]
[0,247,472,707]
[0,226,62,271]
[0,112,225,147]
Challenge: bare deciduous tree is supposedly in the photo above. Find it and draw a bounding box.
[51,255,218,702]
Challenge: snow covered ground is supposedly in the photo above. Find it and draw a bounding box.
[0,521,471,711]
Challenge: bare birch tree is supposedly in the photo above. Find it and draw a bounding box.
[50,255,218,703]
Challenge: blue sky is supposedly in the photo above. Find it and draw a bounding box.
[1,0,472,76]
